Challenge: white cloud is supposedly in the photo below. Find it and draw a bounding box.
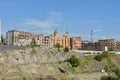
[47,12,63,22]
[20,19,58,28]
[48,12,63,17]
[94,29,102,32]
[18,12,63,34]
[90,20,101,24]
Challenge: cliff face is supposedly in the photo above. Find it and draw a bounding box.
[0,47,83,64]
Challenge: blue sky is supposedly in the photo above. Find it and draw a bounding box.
[0,0,120,41]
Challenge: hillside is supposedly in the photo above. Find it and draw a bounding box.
[0,47,120,80]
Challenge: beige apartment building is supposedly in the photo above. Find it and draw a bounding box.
[6,30,53,47]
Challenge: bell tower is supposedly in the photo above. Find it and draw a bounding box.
[54,29,59,37]
[65,30,70,48]
[65,30,70,37]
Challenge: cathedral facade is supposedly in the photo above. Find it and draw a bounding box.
[53,29,70,48]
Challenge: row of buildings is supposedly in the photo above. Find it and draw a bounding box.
[6,29,82,50]
[6,29,120,51]
[82,39,120,51]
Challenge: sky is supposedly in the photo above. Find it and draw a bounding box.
[0,0,120,41]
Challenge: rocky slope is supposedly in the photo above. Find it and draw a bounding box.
[0,47,120,80]
[0,47,83,64]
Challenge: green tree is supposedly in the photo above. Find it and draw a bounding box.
[1,35,3,44]
[64,47,69,52]
[54,43,62,51]
[68,55,80,67]
[31,38,37,48]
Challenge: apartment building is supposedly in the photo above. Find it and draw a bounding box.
[6,30,53,47]
[6,30,31,46]
[82,39,118,51]
[98,39,116,51]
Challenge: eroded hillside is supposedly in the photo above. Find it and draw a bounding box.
[0,47,120,80]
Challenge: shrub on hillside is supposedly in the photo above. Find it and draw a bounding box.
[101,68,120,80]
[114,68,120,78]
[94,54,104,61]
[64,47,69,52]
[109,48,114,51]
[22,77,26,80]
[94,51,111,62]
[102,51,110,57]
[67,55,80,67]
[101,76,118,80]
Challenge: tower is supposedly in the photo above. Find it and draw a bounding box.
[65,30,70,48]
[0,20,2,43]
[65,30,70,37]
[54,29,59,37]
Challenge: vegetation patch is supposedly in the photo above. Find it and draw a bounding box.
[22,77,26,80]
[94,51,110,62]
[64,47,69,52]
[99,51,120,80]
[67,55,80,67]
[54,43,62,51]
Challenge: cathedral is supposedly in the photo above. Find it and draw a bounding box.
[53,29,70,48]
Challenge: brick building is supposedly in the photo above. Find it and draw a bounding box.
[82,39,118,51]
[70,37,82,50]
[98,39,116,51]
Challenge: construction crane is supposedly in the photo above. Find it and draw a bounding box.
[90,27,102,43]
[91,27,94,43]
